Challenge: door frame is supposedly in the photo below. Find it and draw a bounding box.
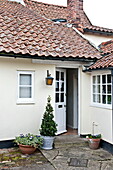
[55,67,80,135]
[55,68,67,135]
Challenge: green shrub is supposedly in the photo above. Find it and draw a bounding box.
[40,96,57,136]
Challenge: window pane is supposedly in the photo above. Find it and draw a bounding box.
[107,74,111,83]
[97,75,100,84]
[107,85,111,94]
[93,76,96,84]
[93,94,96,102]
[107,95,111,104]
[93,85,96,93]
[20,74,31,85]
[55,93,59,103]
[97,94,101,103]
[19,87,31,98]
[97,85,100,93]
[102,85,106,94]
[56,71,59,81]
[102,75,106,84]
[102,95,106,104]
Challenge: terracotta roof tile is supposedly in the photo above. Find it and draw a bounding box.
[83,26,113,34]
[99,40,113,55]
[88,53,113,70]
[0,0,101,59]
[24,0,113,34]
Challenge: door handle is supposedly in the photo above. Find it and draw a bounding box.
[58,105,62,108]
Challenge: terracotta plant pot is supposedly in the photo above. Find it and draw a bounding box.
[19,144,36,154]
[88,138,101,149]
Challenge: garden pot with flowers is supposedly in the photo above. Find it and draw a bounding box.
[14,133,43,154]
[87,134,101,150]
[86,122,101,149]
[40,96,57,150]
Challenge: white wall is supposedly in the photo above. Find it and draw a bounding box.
[32,0,67,6]
[80,68,113,144]
[0,57,55,141]
[84,33,113,47]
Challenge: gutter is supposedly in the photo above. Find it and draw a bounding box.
[83,28,113,36]
[83,67,113,72]
[0,52,95,62]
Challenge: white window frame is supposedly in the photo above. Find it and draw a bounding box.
[17,71,34,104]
[91,72,112,108]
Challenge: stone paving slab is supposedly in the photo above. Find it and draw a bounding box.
[41,135,113,170]
[1,135,113,170]
[0,148,55,170]
[10,163,55,170]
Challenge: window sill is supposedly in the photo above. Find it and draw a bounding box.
[16,101,35,105]
[90,103,112,110]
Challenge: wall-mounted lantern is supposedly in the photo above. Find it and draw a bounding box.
[46,70,54,85]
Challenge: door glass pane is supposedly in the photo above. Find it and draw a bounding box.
[55,93,59,103]
[61,82,64,91]
[107,74,111,83]
[56,71,59,81]
[102,75,106,84]
[20,74,31,85]
[56,82,59,92]
[97,75,100,84]
[102,95,106,104]
[61,72,64,81]
[61,93,64,102]
[93,76,96,84]
[107,85,111,94]
[107,95,111,104]
[19,87,31,98]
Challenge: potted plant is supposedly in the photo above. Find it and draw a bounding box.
[40,96,57,150]
[87,122,101,149]
[14,133,43,154]
[87,134,101,149]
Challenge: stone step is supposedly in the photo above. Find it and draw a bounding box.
[54,135,88,149]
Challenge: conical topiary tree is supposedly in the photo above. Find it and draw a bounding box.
[40,96,57,136]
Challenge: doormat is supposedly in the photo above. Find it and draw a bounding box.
[68,158,88,167]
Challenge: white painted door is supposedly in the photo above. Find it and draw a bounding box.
[55,69,67,134]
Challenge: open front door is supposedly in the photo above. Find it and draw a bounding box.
[55,69,67,134]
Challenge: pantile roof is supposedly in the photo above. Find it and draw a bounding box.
[24,0,69,21]
[24,0,113,34]
[83,26,113,34]
[99,40,113,55]
[88,53,113,70]
[0,0,101,59]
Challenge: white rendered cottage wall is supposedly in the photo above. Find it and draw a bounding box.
[80,68,113,144]
[0,57,55,141]
[84,33,113,47]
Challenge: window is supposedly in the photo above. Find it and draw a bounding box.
[17,71,34,103]
[92,74,112,106]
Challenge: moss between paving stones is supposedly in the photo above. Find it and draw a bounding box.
[0,147,48,169]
